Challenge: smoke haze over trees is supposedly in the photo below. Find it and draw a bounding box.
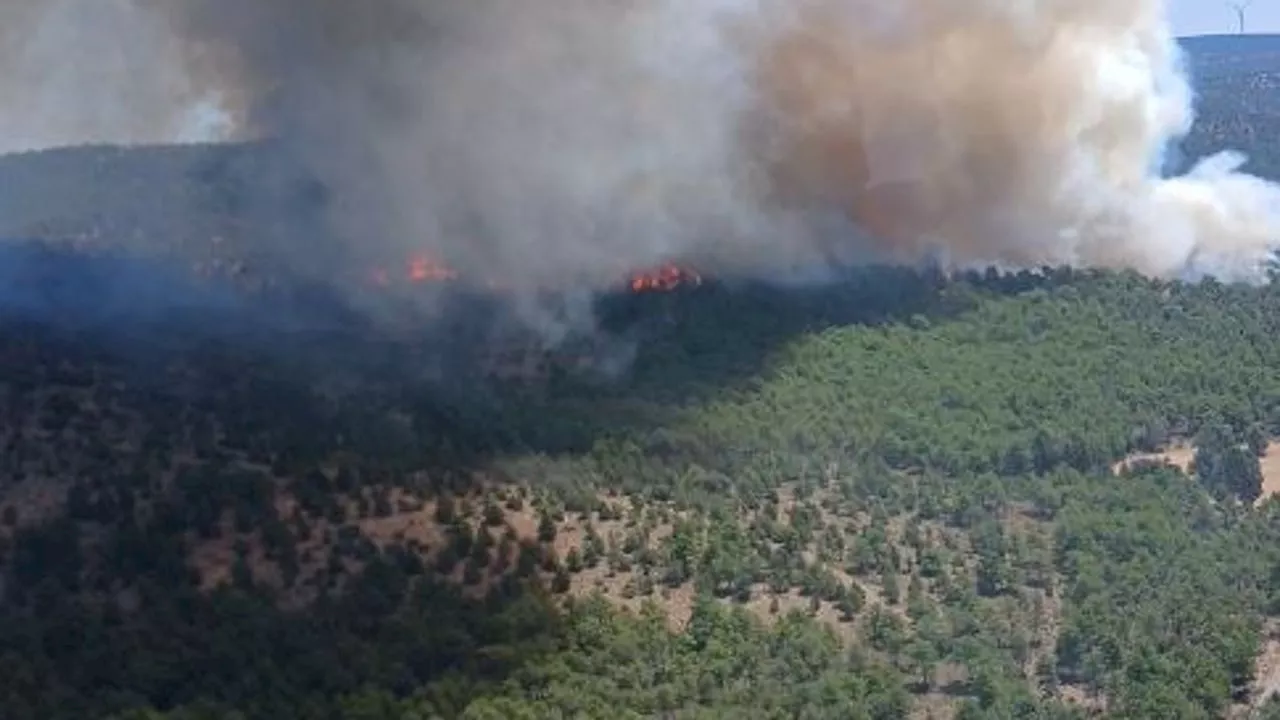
[5,0,1280,303]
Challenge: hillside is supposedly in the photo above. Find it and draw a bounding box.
[6,32,1280,720]
[1177,34,1280,178]
[4,258,1280,718]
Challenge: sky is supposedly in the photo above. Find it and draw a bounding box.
[1170,0,1280,35]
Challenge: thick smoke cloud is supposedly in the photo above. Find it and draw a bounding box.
[750,0,1280,280]
[4,0,1280,293]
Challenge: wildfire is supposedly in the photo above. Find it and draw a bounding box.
[368,253,699,293]
[629,262,701,293]
[409,254,460,282]
[370,252,458,286]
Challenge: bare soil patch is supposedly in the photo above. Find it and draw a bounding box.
[1259,442,1280,506]
[1232,619,1280,715]
[1112,444,1196,475]
[1113,441,1280,507]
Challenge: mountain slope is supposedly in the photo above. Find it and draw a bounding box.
[5,32,1280,720]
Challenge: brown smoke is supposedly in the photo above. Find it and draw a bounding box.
[3,0,1279,294]
[749,0,1279,279]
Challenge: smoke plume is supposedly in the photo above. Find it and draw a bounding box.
[4,0,1280,293]
[0,0,237,151]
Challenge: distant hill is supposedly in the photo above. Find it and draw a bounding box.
[1180,34,1280,65]
[1177,34,1280,177]
[0,140,331,282]
[0,142,241,250]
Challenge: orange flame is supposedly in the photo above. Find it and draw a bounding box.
[629,262,701,293]
[366,253,699,294]
[368,253,459,286]
[408,253,459,282]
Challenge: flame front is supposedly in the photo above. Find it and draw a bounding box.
[408,254,459,282]
[367,253,698,293]
[369,252,458,286]
[629,262,701,292]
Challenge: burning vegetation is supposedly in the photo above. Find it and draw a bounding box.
[370,253,459,287]
[629,262,702,293]
[343,251,706,385]
[369,253,701,295]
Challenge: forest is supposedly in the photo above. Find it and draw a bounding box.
[3,30,1280,720]
[3,257,1280,719]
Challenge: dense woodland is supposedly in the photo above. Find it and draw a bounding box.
[4,258,1280,719]
[3,33,1280,720]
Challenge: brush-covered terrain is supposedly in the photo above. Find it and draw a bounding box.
[5,34,1280,720]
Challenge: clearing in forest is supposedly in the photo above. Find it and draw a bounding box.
[1111,444,1196,475]
[1113,441,1280,506]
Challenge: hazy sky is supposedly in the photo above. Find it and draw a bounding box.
[1171,0,1280,35]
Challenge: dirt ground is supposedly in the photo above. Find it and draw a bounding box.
[1260,443,1280,505]
[1113,441,1280,507]
[1111,444,1196,475]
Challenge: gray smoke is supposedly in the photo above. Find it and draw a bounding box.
[0,0,236,151]
[3,0,1280,302]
